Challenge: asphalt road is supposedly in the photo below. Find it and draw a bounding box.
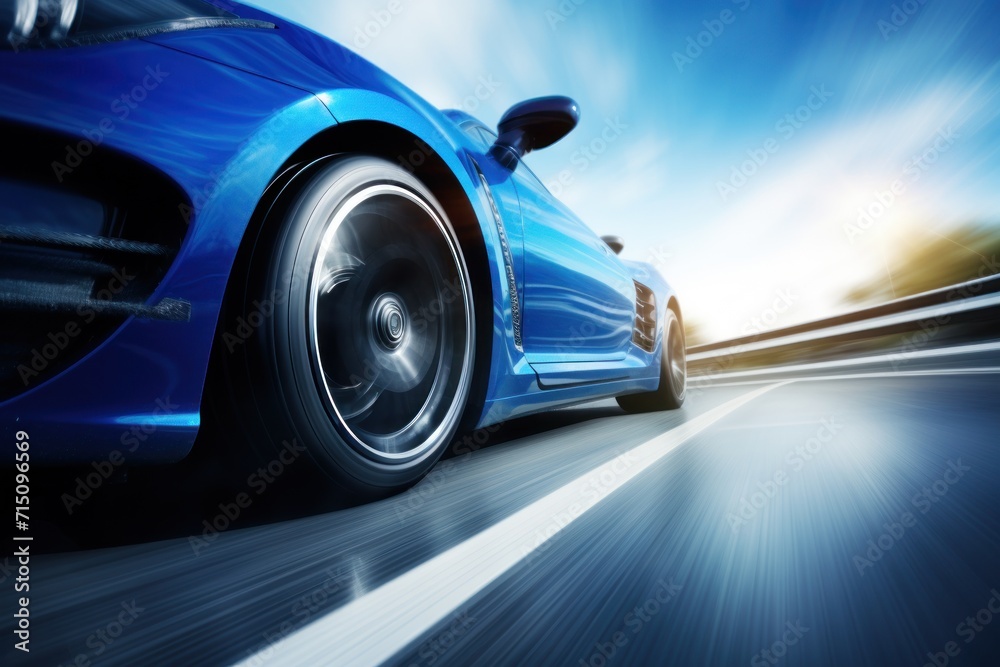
[4,367,1000,666]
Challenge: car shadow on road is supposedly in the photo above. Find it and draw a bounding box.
[29,402,626,554]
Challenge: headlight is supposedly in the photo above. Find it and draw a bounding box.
[49,0,77,40]
[2,0,240,51]
[4,0,79,46]
[7,0,37,41]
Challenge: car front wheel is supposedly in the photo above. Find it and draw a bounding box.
[221,156,475,497]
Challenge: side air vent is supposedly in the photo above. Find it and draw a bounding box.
[0,122,190,401]
[632,280,657,353]
[471,159,522,349]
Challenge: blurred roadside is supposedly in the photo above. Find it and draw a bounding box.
[684,222,1000,379]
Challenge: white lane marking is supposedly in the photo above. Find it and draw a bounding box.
[232,382,788,667]
[688,340,1000,385]
[688,366,1000,389]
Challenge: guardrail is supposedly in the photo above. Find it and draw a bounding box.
[686,274,1000,383]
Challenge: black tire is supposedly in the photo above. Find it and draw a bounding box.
[617,308,686,413]
[218,156,475,498]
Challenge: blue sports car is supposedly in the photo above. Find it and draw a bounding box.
[1,0,685,497]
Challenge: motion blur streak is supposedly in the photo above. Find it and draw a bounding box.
[7,369,1000,665]
[693,366,1000,389]
[689,340,1000,383]
[233,382,787,666]
[256,0,1000,340]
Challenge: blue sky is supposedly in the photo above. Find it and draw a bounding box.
[250,0,1000,340]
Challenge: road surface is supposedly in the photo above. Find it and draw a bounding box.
[4,366,1000,666]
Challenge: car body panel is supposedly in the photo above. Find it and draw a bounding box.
[511,167,637,365]
[0,2,680,464]
[0,36,335,462]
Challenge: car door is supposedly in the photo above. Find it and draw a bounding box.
[460,114,637,386]
[508,164,636,373]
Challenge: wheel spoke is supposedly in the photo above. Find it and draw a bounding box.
[318,252,365,294]
[328,371,383,421]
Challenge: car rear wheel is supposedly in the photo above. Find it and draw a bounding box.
[220,156,475,497]
[617,308,686,413]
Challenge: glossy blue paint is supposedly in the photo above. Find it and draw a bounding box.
[513,166,637,365]
[0,34,334,462]
[0,1,680,463]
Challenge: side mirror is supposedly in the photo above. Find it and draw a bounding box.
[492,96,580,169]
[601,235,624,255]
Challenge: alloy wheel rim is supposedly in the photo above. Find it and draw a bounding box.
[308,184,472,462]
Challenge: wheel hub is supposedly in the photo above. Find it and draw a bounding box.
[372,294,407,350]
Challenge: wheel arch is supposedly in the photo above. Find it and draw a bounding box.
[206,119,496,441]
